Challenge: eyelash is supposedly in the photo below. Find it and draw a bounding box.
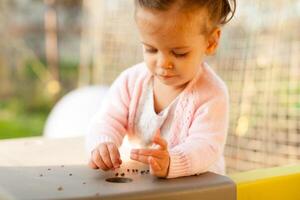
[145,49,189,58]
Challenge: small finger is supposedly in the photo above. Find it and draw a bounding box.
[149,156,161,171]
[107,143,121,169]
[99,145,114,169]
[131,149,165,159]
[92,149,109,171]
[153,137,167,150]
[152,129,168,150]
[88,159,98,169]
[130,152,149,164]
[153,129,161,138]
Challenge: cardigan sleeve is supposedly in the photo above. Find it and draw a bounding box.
[167,90,229,178]
[85,71,131,155]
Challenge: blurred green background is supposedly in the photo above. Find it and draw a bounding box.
[0,58,78,139]
[0,0,81,139]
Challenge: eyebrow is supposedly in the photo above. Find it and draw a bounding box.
[142,42,190,50]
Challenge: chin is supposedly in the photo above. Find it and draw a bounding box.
[158,76,189,88]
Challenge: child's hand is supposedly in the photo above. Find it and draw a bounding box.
[88,142,122,171]
[130,129,170,178]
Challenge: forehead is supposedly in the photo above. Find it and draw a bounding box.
[135,7,209,42]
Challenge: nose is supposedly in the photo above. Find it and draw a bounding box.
[156,53,173,69]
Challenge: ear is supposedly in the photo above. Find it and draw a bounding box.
[205,28,221,55]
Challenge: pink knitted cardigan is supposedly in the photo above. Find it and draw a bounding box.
[86,62,229,178]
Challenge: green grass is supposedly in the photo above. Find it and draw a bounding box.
[0,96,51,140]
[0,113,47,140]
[0,58,78,140]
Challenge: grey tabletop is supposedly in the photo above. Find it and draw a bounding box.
[0,165,236,200]
[0,137,236,200]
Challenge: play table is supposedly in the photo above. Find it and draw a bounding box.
[0,137,236,200]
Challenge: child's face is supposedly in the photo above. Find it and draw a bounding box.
[136,7,220,89]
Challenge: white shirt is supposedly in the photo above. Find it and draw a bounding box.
[134,77,179,147]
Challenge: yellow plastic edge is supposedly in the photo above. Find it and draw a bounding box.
[229,165,300,200]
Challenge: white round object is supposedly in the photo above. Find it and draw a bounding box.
[43,85,109,138]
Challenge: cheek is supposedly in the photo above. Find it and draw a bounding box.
[143,54,156,73]
[176,57,200,78]
[178,65,194,77]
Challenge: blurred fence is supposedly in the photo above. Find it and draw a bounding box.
[214,0,300,173]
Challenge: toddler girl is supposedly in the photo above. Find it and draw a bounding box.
[86,0,236,178]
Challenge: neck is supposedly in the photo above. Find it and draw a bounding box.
[154,77,188,92]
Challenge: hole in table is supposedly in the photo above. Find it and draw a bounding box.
[106,177,133,183]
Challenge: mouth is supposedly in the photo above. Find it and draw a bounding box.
[156,73,177,78]
[157,75,177,80]
[155,69,176,77]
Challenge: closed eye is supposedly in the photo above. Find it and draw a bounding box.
[172,52,189,58]
[143,45,189,57]
[145,48,158,53]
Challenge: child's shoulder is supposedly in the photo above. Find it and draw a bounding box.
[192,62,229,100]
[112,62,150,91]
[203,63,228,92]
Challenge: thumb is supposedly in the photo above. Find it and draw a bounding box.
[88,159,98,169]
[151,129,167,150]
[153,129,161,139]
[152,129,161,146]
